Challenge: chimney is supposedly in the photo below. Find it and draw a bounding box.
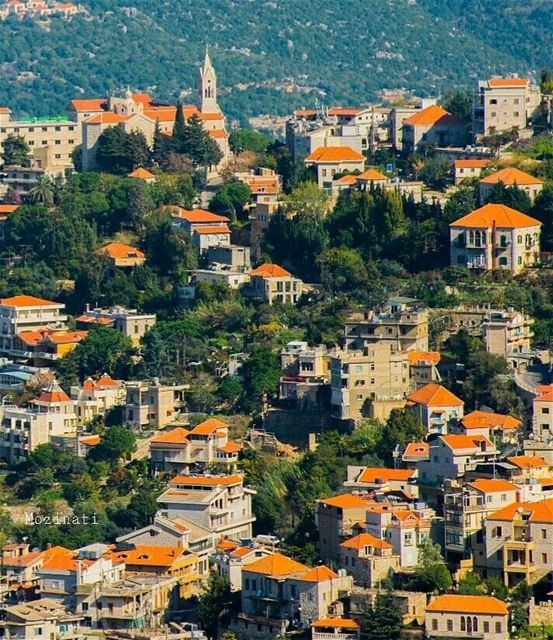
[85,303,90,313]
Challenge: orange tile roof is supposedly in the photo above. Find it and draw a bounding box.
[426,594,508,615]
[131,93,153,106]
[128,167,155,180]
[17,329,87,346]
[507,455,548,469]
[217,538,239,552]
[219,442,241,453]
[312,618,360,630]
[407,383,463,407]
[0,204,19,214]
[454,159,491,169]
[488,78,528,88]
[34,381,70,404]
[0,295,60,308]
[320,494,373,509]
[151,427,190,445]
[143,106,178,122]
[480,166,543,186]
[209,129,228,139]
[467,479,519,494]
[328,107,362,117]
[403,441,429,459]
[79,435,100,446]
[82,373,119,390]
[440,434,493,451]
[99,242,145,260]
[189,418,228,436]
[403,105,462,126]
[405,351,441,366]
[69,99,106,112]
[334,174,358,185]
[231,546,256,558]
[357,467,415,484]
[243,552,307,577]
[199,112,225,121]
[462,410,521,431]
[488,497,553,524]
[340,532,392,551]
[169,474,242,486]
[172,208,229,223]
[112,544,187,568]
[239,175,281,195]
[356,168,387,182]
[535,390,553,403]
[450,203,541,229]
[41,546,78,572]
[193,225,231,235]
[76,315,114,326]
[306,146,365,163]
[299,565,338,582]
[85,112,126,125]
[250,263,291,278]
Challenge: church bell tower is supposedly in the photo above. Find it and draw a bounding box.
[198,45,219,114]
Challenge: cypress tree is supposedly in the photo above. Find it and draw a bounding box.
[172,102,186,152]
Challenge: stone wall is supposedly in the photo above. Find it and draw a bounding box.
[529,598,553,627]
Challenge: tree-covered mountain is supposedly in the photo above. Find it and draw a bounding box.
[0,0,551,123]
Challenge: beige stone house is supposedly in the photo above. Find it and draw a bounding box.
[406,382,464,435]
[305,146,365,188]
[247,263,303,305]
[339,532,399,587]
[449,203,541,274]
[479,166,544,203]
[401,105,466,153]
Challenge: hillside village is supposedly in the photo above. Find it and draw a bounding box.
[1,50,553,640]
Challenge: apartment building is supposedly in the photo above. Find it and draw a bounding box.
[339,532,399,587]
[305,146,365,189]
[453,159,491,185]
[418,435,498,499]
[344,466,418,500]
[1,542,43,590]
[70,373,126,424]
[0,108,80,173]
[426,594,509,640]
[401,105,466,154]
[482,308,534,356]
[443,478,519,560]
[156,474,255,541]
[479,166,544,203]
[0,381,78,463]
[247,263,303,305]
[485,497,553,586]
[449,203,541,274]
[279,341,330,406]
[76,305,156,347]
[149,418,241,473]
[473,77,541,137]
[123,379,188,430]
[316,493,376,562]
[505,455,550,481]
[533,389,553,440]
[406,383,464,435]
[0,599,83,640]
[0,294,67,357]
[364,506,433,568]
[329,345,410,424]
[344,303,428,352]
[211,541,273,591]
[240,553,352,628]
[406,350,442,388]
[461,410,521,444]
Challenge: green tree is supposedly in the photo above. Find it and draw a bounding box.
[242,346,281,399]
[317,247,372,297]
[360,590,403,640]
[377,409,425,464]
[442,89,473,124]
[210,181,252,220]
[95,127,149,175]
[89,425,137,465]
[1,133,31,167]
[176,113,223,167]
[172,102,187,142]
[197,573,233,639]
[483,182,532,213]
[283,180,328,218]
[29,176,55,208]
[408,539,452,592]
[532,184,553,250]
[457,572,485,595]
[229,129,273,154]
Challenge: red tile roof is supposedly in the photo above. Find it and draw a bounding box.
[128,167,155,180]
[480,166,543,186]
[507,455,547,469]
[407,383,463,407]
[320,494,374,509]
[306,146,365,162]
[85,112,126,125]
[403,441,430,460]
[357,468,415,484]
[172,208,229,223]
[99,242,145,260]
[340,532,392,551]
[150,427,190,445]
[440,434,493,451]
[192,225,231,235]
[299,565,338,582]
[356,168,387,182]
[454,159,491,169]
[312,618,360,630]
[488,78,528,88]
[467,479,519,494]
[188,418,228,436]
[243,552,307,577]
[488,497,553,524]
[169,474,242,487]
[462,410,521,431]
[404,105,462,126]
[426,594,508,615]
[450,203,541,229]
[250,263,291,278]
[0,295,61,308]
[69,99,106,112]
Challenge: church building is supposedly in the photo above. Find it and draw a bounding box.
[75,49,230,170]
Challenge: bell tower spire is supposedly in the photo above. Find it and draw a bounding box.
[198,44,218,114]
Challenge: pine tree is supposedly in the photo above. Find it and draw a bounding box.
[151,119,165,165]
[360,591,403,640]
[172,102,187,151]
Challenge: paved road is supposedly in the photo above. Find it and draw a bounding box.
[199,174,223,208]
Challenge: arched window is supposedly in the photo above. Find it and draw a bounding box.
[461,617,466,631]
[473,617,478,632]
[467,617,472,633]
[469,230,475,244]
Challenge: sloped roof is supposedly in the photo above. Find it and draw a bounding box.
[334,174,358,185]
[356,168,387,182]
[488,497,553,524]
[488,78,528,88]
[440,434,493,451]
[169,474,242,486]
[192,225,231,235]
[312,618,360,629]
[112,544,187,567]
[34,381,70,404]
[188,417,228,436]
[340,532,392,550]
[454,159,491,169]
[407,383,463,407]
[128,167,155,180]
[172,208,229,223]
[306,146,365,162]
[403,105,462,126]
[450,203,541,229]
[69,99,106,112]
[243,552,307,577]
[85,112,126,125]
[403,441,430,460]
[0,295,60,308]
[507,455,547,469]
[426,594,508,615]
[99,242,145,260]
[150,427,190,445]
[298,565,338,582]
[320,494,374,509]
[249,263,291,278]
[357,467,415,484]
[462,410,521,430]
[480,166,543,186]
[467,479,519,494]
[406,351,441,366]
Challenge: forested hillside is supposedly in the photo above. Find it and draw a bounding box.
[0,0,552,122]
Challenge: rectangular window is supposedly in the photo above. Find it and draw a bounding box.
[432,619,438,631]
[447,620,453,632]
[495,622,502,633]
[483,621,489,633]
